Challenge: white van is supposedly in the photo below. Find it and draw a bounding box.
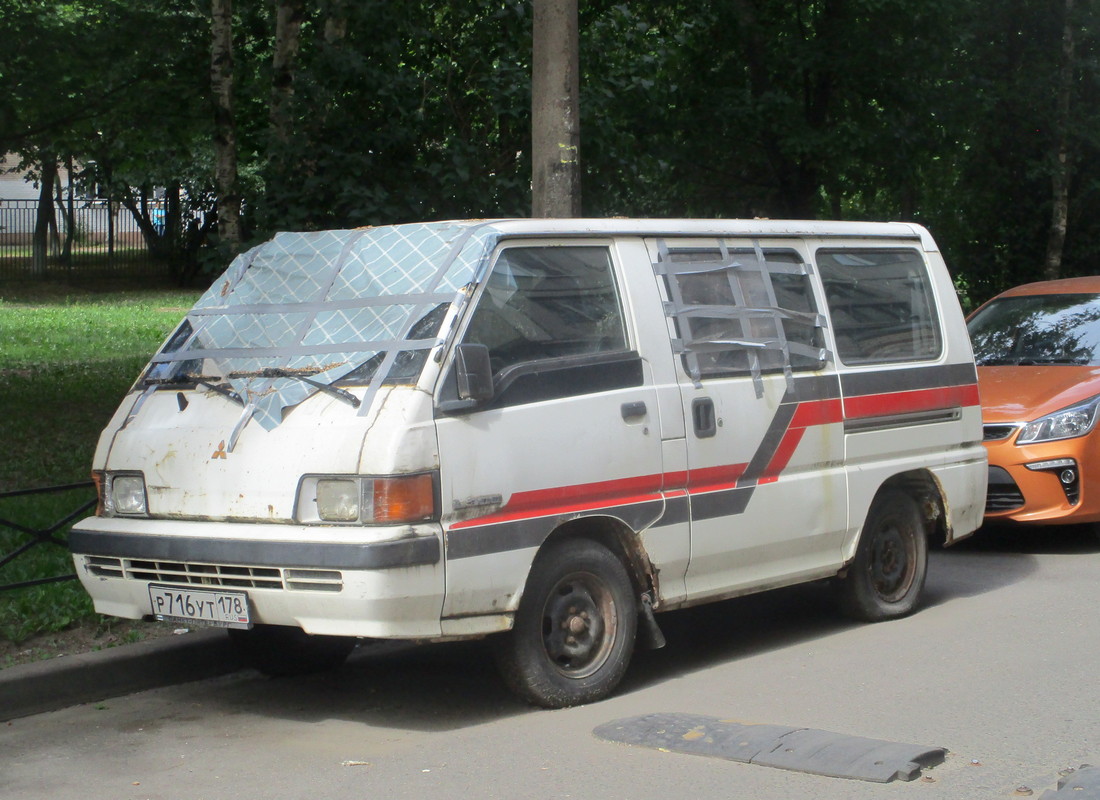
[70,219,987,707]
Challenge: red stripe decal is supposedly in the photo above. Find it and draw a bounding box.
[684,463,748,493]
[761,398,841,478]
[450,473,666,529]
[763,427,807,478]
[791,397,844,427]
[844,384,979,419]
[449,383,977,531]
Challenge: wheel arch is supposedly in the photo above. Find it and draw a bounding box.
[533,514,657,601]
[844,469,947,566]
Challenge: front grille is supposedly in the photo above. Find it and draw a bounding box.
[983,424,1018,442]
[84,556,343,593]
[986,465,1024,512]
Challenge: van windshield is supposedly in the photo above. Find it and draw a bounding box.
[142,222,500,430]
[968,292,1100,366]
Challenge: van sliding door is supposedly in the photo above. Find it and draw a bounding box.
[649,238,848,602]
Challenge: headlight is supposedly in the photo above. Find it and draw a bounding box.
[1017,395,1100,444]
[316,479,360,522]
[299,473,437,524]
[109,474,148,516]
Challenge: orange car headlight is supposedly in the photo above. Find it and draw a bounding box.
[1017,396,1100,444]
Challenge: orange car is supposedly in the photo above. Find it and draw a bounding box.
[968,276,1100,528]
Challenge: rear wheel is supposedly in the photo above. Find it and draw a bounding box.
[495,539,637,708]
[838,489,928,621]
[227,625,356,677]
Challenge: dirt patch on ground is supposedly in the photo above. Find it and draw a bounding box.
[0,617,181,669]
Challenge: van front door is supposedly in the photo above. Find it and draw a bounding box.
[434,241,667,631]
[648,238,848,602]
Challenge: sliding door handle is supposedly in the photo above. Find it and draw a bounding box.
[692,397,716,438]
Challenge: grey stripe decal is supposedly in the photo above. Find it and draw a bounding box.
[445,499,665,560]
[786,373,841,402]
[448,372,850,558]
[841,363,977,397]
[741,401,798,485]
[689,486,754,522]
[651,494,690,529]
[69,528,440,570]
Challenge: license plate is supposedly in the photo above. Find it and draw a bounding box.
[148,584,251,629]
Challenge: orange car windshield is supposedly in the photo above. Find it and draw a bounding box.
[968,293,1100,366]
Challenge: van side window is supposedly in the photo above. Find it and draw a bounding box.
[464,246,628,376]
[659,246,826,382]
[817,249,942,364]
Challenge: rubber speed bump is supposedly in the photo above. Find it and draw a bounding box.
[593,713,946,783]
[1041,766,1100,798]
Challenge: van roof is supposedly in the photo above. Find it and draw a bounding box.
[371,217,932,243]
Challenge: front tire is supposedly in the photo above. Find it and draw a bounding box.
[838,489,928,621]
[227,625,356,677]
[495,539,637,708]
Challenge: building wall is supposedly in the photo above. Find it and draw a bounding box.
[0,153,134,239]
[0,153,78,201]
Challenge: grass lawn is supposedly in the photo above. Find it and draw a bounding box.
[0,280,201,645]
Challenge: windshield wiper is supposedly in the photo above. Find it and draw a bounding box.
[144,374,244,405]
[229,367,361,409]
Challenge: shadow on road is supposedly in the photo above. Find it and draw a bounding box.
[920,521,1097,608]
[196,522,1084,730]
[953,521,1099,555]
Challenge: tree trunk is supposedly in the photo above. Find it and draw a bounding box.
[531,0,581,218]
[270,0,304,146]
[211,0,242,249]
[323,1,347,45]
[31,156,58,276]
[1044,0,1075,281]
[57,154,75,267]
[166,181,182,253]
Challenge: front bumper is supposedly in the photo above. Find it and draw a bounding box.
[983,434,1100,524]
[69,516,446,638]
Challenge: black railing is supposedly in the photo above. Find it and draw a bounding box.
[0,198,165,280]
[0,482,94,592]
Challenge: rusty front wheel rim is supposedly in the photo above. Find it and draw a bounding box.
[540,570,618,680]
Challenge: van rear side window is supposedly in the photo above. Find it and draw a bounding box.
[817,248,942,364]
[660,247,826,381]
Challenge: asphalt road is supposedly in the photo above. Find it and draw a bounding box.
[3,525,1099,800]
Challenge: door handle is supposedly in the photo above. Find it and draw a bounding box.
[621,401,647,421]
[692,397,717,438]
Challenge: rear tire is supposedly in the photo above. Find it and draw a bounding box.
[494,539,637,708]
[838,489,928,622]
[227,625,356,677]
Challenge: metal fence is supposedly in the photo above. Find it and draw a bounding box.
[0,198,166,281]
[0,483,93,592]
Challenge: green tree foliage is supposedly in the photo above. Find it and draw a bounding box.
[1,0,216,281]
[4,0,1100,297]
[255,1,533,232]
[935,0,1100,301]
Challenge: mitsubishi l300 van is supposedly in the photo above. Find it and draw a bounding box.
[70,219,987,707]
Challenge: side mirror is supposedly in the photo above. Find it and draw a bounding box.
[454,343,494,403]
